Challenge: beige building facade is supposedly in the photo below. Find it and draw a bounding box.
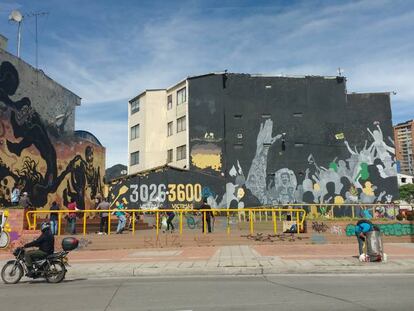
[128,80,189,174]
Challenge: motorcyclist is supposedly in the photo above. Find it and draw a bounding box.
[23,222,54,276]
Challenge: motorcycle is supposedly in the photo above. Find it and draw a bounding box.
[1,247,69,284]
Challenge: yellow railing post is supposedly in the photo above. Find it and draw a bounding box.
[180,212,183,235]
[249,210,254,234]
[296,211,300,234]
[83,212,86,236]
[58,213,61,236]
[272,210,276,234]
[108,212,111,235]
[156,211,159,238]
[203,211,207,235]
[352,205,355,218]
[278,210,281,222]
[132,212,136,235]
[33,213,37,230]
[26,212,31,230]
[227,210,230,235]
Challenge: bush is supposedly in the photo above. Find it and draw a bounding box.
[399,184,414,203]
[407,214,414,221]
[396,214,404,221]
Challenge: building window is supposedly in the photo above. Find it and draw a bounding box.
[167,121,173,136]
[177,116,186,133]
[177,145,186,161]
[130,98,140,114]
[167,95,172,110]
[234,114,243,119]
[130,124,140,140]
[177,87,186,105]
[167,149,173,163]
[130,151,139,166]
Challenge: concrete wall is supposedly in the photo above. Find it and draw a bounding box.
[0,49,79,133]
[0,55,105,210]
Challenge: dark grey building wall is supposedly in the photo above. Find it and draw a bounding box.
[188,74,398,209]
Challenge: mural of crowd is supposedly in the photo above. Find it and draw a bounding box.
[199,118,397,215]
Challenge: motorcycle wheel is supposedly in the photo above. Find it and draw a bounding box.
[1,261,23,284]
[0,231,10,249]
[45,261,66,283]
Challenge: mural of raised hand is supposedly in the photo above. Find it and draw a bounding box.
[255,119,282,153]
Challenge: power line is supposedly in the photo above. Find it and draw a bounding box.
[24,11,49,69]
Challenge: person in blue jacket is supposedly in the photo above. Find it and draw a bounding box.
[355,219,374,255]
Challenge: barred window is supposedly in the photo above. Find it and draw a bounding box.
[177,116,186,133]
[177,87,186,105]
[176,145,186,161]
[130,98,140,114]
[130,124,140,140]
[167,121,173,136]
[130,151,139,166]
[167,149,173,163]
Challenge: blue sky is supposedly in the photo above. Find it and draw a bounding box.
[0,0,413,167]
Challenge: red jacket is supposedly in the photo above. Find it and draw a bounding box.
[68,202,77,218]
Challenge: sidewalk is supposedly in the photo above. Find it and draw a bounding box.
[2,243,413,278]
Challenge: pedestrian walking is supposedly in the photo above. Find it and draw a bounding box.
[166,210,175,232]
[11,184,20,206]
[19,192,33,209]
[96,197,110,234]
[49,201,59,235]
[113,202,126,234]
[20,192,34,229]
[199,198,214,233]
[67,199,78,234]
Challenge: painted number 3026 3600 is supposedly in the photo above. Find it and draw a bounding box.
[129,183,202,203]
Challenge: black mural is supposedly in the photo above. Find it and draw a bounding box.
[0,61,102,208]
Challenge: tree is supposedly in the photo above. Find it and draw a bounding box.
[399,184,414,203]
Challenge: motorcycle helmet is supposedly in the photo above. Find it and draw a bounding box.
[40,222,51,232]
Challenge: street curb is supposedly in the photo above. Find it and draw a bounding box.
[65,264,414,279]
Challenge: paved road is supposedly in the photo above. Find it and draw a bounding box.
[0,274,412,311]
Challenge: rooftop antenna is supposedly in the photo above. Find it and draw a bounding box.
[337,67,344,77]
[25,11,49,69]
[8,10,23,58]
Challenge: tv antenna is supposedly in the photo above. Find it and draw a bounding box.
[8,10,23,58]
[25,11,49,69]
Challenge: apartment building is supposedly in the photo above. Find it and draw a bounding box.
[128,80,189,174]
[394,120,414,175]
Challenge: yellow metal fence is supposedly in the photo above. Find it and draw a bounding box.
[26,208,307,237]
